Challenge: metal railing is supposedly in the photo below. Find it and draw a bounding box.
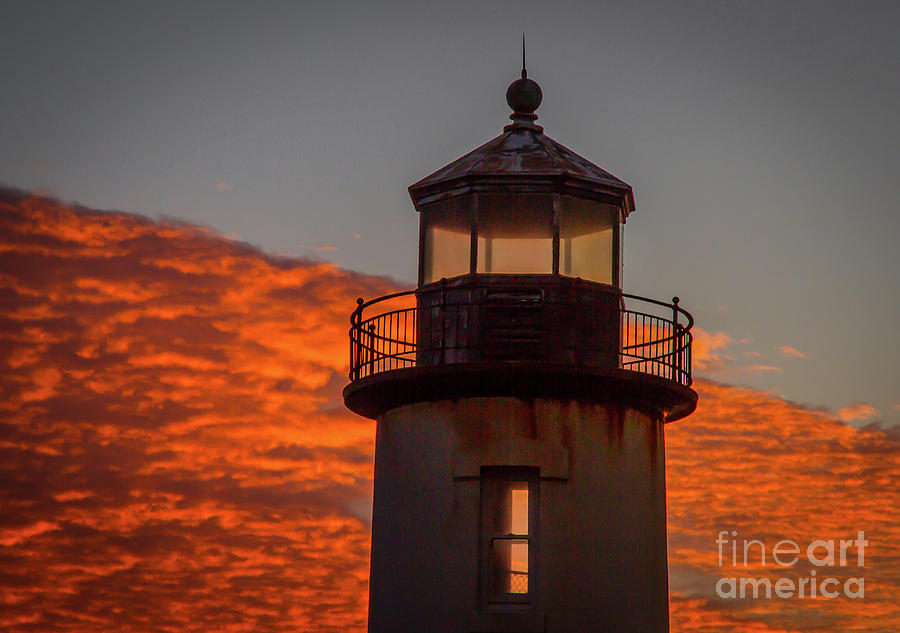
[620,293,693,386]
[349,291,418,380]
[349,289,692,386]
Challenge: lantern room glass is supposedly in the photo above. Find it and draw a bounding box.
[421,197,471,284]
[559,196,618,285]
[419,193,619,286]
[476,193,554,275]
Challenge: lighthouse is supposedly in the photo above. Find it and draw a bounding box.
[343,62,697,633]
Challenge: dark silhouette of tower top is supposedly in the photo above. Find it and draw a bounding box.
[409,61,634,217]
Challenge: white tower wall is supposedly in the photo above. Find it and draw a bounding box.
[367,396,668,633]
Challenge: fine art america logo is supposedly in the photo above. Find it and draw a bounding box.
[716,531,867,599]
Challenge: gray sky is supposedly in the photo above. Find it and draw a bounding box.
[2,0,898,424]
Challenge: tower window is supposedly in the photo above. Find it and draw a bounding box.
[480,467,538,604]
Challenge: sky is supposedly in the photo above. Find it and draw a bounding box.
[0,0,898,630]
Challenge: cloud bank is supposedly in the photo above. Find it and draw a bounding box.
[0,189,395,632]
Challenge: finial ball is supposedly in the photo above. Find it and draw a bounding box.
[506,77,542,114]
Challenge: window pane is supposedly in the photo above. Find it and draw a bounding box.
[510,487,529,535]
[491,538,529,595]
[476,193,553,274]
[421,197,471,283]
[425,225,469,282]
[562,230,613,283]
[478,236,552,274]
[559,197,618,284]
[490,480,528,534]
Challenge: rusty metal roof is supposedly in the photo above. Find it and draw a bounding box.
[408,120,635,217]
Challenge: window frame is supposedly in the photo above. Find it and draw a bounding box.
[479,466,540,606]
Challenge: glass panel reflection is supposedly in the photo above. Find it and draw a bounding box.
[476,193,553,275]
[425,225,469,282]
[478,236,552,274]
[421,197,471,283]
[491,538,529,594]
[510,487,528,534]
[559,197,618,284]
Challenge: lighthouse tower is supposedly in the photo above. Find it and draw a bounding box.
[343,64,697,633]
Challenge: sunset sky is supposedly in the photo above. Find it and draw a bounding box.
[1,1,899,631]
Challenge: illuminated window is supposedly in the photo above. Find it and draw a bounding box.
[559,197,618,285]
[425,224,470,282]
[476,194,554,275]
[481,467,538,604]
[420,193,622,285]
[421,197,472,284]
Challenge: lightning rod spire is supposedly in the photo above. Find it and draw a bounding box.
[522,33,527,79]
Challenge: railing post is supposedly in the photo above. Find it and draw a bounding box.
[687,334,692,386]
[352,297,364,380]
[368,323,376,376]
[439,277,447,364]
[671,296,680,383]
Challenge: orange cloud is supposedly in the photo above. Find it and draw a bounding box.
[692,327,733,372]
[692,330,791,376]
[667,381,900,632]
[745,364,783,372]
[837,402,879,422]
[300,243,339,252]
[1,188,897,632]
[0,188,395,632]
[778,346,807,359]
